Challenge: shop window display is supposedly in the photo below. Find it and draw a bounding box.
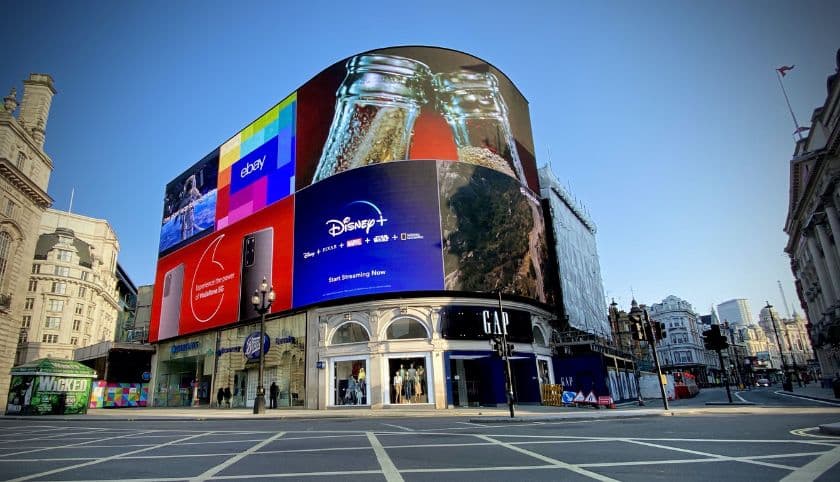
[334,359,367,405]
[389,357,428,404]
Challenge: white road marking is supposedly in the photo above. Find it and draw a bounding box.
[192,431,285,482]
[382,423,414,432]
[7,431,211,482]
[0,430,158,458]
[455,421,484,426]
[474,434,619,481]
[625,439,797,470]
[367,431,403,482]
[780,445,840,481]
[734,391,749,403]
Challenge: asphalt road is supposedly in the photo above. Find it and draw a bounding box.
[0,389,838,482]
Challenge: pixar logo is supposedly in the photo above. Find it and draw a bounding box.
[240,155,266,179]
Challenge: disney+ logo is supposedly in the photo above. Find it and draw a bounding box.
[326,200,388,237]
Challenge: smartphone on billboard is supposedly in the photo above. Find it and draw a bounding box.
[239,228,274,321]
[159,264,184,340]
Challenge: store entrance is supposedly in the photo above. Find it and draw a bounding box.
[449,357,488,407]
[156,356,206,407]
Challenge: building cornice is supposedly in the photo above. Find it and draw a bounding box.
[0,157,52,208]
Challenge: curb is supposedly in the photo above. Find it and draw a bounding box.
[704,402,757,406]
[469,411,671,423]
[778,391,840,405]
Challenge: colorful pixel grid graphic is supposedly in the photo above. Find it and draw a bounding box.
[89,381,149,408]
[216,94,296,229]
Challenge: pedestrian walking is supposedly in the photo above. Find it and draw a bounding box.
[269,382,279,409]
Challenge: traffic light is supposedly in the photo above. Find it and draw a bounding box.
[703,325,729,351]
[655,321,666,341]
[629,314,646,341]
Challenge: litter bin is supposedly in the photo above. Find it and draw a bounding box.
[832,377,840,399]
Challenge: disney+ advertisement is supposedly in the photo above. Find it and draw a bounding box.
[294,161,444,306]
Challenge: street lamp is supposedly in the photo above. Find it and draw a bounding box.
[766,302,792,391]
[251,277,275,414]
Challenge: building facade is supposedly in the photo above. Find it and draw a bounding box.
[147,46,565,410]
[758,305,815,381]
[649,295,708,384]
[716,298,753,327]
[0,74,56,408]
[114,263,138,343]
[784,49,840,381]
[16,209,121,363]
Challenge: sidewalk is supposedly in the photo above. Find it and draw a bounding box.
[776,384,840,404]
[5,403,672,422]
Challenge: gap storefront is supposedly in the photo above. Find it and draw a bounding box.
[308,297,554,409]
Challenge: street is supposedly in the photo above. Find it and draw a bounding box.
[0,388,838,481]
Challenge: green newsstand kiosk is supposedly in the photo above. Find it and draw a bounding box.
[6,358,97,415]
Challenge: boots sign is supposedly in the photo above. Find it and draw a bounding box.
[441,306,533,343]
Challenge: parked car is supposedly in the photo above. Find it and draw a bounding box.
[756,378,770,387]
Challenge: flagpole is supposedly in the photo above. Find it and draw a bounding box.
[776,70,803,141]
[68,188,74,214]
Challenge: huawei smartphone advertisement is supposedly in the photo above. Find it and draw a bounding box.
[150,196,294,342]
[293,160,444,306]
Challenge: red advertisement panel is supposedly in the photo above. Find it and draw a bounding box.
[150,196,294,342]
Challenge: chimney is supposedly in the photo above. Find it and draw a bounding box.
[18,73,56,149]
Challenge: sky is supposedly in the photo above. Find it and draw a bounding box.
[3,0,839,323]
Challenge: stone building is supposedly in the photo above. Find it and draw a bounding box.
[758,305,815,381]
[0,74,56,408]
[783,48,840,381]
[16,209,120,363]
[649,295,709,385]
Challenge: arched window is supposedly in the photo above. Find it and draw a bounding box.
[331,322,370,345]
[0,231,11,285]
[532,325,546,346]
[385,318,429,340]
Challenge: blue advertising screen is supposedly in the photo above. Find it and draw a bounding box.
[293,160,444,306]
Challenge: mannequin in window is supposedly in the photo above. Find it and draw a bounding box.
[345,376,357,405]
[358,367,366,394]
[416,365,425,402]
[406,363,417,402]
[393,371,403,404]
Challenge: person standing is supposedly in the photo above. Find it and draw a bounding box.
[217,387,224,408]
[269,382,279,409]
[223,387,232,408]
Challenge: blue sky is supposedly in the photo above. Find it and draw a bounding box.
[3,1,838,322]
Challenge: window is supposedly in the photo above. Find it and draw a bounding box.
[28,280,37,292]
[54,266,70,277]
[56,249,72,262]
[31,263,40,274]
[333,358,368,406]
[0,232,11,284]
[19,329,28,343]
[385,318,429,340]
[71,337,78,346]
[47,299,64,312]
[58,235,73,245]
[83,337,89,345]
[16,151,26,170]
[532,326,547,346]
[78,286,86,298]
[22,315,31,328]
[80,271,89,281]
[45,316,61,329]
[42,334,59,343]
[75,303,83,315]
[72,319,81,331]
[330,322,370,344]
[24,298,34,310]
[3,198,17,218]
[51,281,66,294]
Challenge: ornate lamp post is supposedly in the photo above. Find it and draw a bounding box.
[252,277,275,414]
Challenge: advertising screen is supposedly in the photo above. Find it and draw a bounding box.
[150,196,294,342]
[151,46,547,342]
[294,160,443,306]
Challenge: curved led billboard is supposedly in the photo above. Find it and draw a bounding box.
[151,46,548,342]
